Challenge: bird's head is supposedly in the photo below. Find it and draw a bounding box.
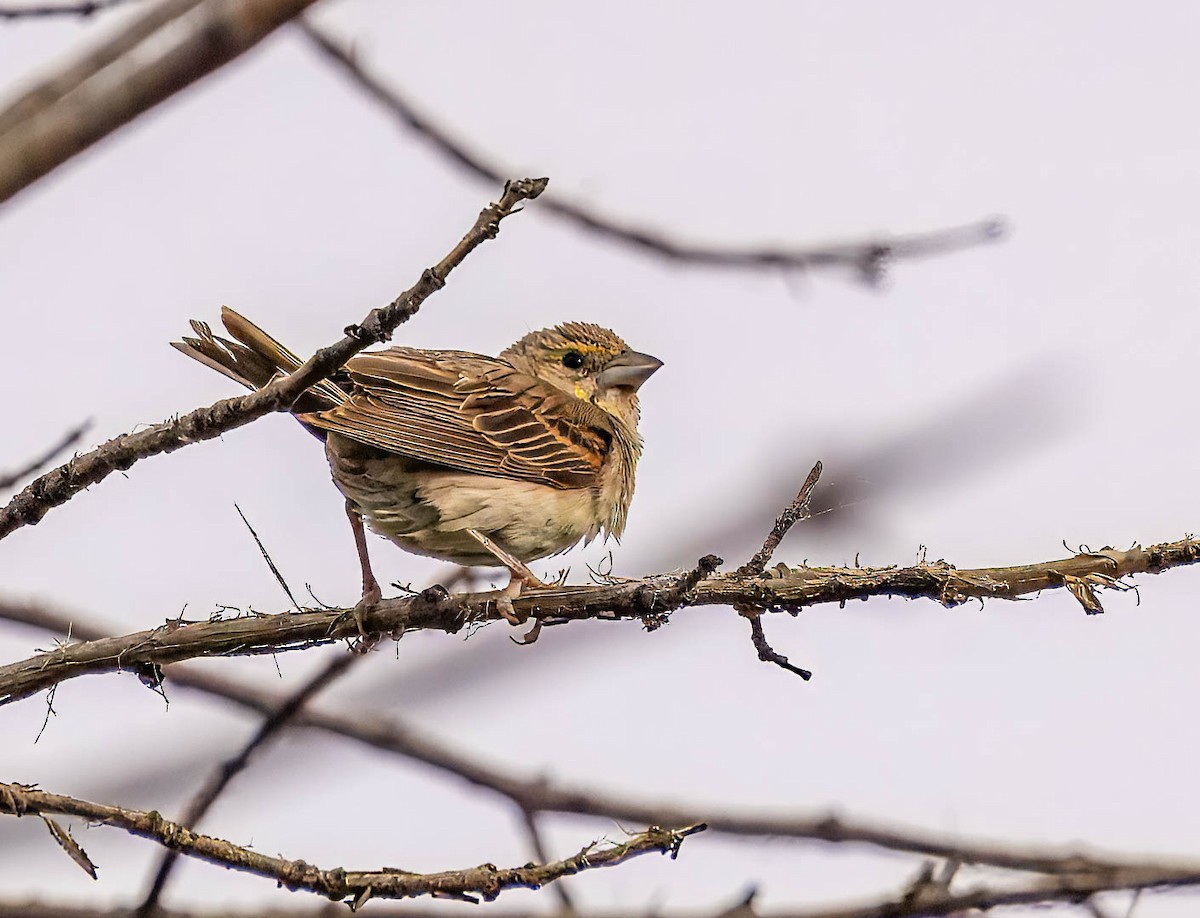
[502,322,663,420]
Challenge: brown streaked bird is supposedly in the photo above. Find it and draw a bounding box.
[173,308,662,633]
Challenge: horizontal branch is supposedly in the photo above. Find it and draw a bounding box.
[0,177,546,542]
[0,782,702,906]
[2,536,1194,706]
[298,21,1005,283]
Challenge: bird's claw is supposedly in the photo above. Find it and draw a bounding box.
[495,594,525,626]
[351,582,383,646]
[510,618,543,645]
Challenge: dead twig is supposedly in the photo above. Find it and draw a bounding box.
[737,461,823,577]
[748,616,811,681]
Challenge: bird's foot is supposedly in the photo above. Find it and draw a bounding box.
[461,530,548,643]
[496,573,546,645]
[350,581,383,651]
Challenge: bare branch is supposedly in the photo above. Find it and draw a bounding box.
[134,653,360,916]
[0,782,703,906]
[0,0,138,18]
[0,177,547,542]
[297,20,1005,283]
[0,0,321,206]
[0,421,90,491]
[2,536,1193,705]
[7,596,1200,905]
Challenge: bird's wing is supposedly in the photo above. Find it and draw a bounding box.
[298,348,614,489]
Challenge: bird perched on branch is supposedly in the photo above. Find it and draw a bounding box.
[173,308,662,637]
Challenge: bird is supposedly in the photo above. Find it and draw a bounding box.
[173,307,662,636]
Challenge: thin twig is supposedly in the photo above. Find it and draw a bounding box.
[0,421,90,491]
[233,504,300,610]
[297,20,1006,284]
[737,461,823,577]
[0,782,704,906]
[0,177,547,542]
[748,616,811,681]
[134,652,360,916]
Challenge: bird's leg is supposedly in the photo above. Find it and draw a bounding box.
[464,528,550,589]
[346,501,382,637]
[464,528,548,640]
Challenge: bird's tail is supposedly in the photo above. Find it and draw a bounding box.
[172,306,348,411]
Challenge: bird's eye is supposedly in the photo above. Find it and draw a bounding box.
[561,350,585,370]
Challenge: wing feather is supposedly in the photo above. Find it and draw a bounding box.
[299,349,612,489]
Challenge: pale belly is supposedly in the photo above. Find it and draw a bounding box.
[325,433,603,567]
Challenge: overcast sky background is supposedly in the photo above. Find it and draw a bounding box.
[2,2,1200,915]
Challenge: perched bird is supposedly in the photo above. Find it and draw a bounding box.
[173,308,662,633]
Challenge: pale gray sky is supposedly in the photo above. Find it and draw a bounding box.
[2,2,1199,915]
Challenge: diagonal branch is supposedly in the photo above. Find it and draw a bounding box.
[0,421,90,491]
[2,536,1195,706]
[297,21,1005,284]
[0,782,704,906]
[0,0,323,205]
[0,176,547,542]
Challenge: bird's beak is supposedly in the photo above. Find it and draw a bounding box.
[595,349,663,391]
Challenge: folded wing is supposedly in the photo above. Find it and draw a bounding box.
[299,349,613,490]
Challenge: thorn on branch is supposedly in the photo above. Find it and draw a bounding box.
[738,461,823,578]
[748,616,812,681]
[41,816,98,879]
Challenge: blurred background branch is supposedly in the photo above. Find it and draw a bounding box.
[0,1,138,19]
[298,20,1006,285]
[0,0,320,205]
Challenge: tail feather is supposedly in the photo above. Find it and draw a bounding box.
[172,307,348,411]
